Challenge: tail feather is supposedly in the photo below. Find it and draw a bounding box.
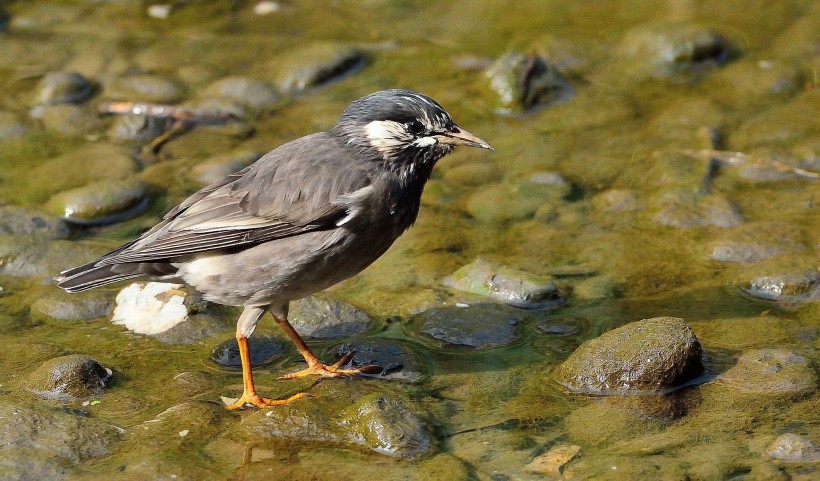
[55,261,178,293]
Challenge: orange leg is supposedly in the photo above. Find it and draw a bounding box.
[226,333,306,410]
[273,314,377,379]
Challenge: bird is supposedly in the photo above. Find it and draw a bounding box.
[55,89,493,409]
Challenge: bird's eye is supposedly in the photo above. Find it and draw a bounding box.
[406,120,424,135]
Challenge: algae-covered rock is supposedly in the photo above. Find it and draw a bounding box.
[203,76,280,109]
[37,104,102,136]
[650,191,743,228]
[708,222,803,263]
[34,71,95,105]
[104,74,184,103]
[484,51,572,114]
[24,354,112,402]
[189,150,261,186]
[718,349,816,397]
[31,290,113,321]
[554,317,703,395]
[443,258,562,308]
[46,178,148,226]
[765,433,820,461]
[289,295,373,339]
[0,205,68,239]
[0,111,28,139]
[339,394,431,458]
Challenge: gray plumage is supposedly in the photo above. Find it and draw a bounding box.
[56,89,492,337]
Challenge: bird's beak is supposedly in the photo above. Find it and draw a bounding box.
[435,126,494,150]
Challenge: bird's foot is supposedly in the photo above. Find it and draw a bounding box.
[225,391,307,410]
[280,352,380,380]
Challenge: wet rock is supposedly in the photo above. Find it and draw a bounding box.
[29,143,138,196]
[111,282,205,336]
[651,191,743,228]
[108,114,174,142]
[151,313,229,345]
[332,339,425,382]
[275,43,367,92]
[0,401,121,479]
[524,444,581,476]
[36,104,102,136]
[189,150,262,186]
[413,303,524,348]
[289,295,373,339]
[339,394,431,458]
[0,236,108,280]
[46,178,148,226]
[34,71,95,105]
[240,387,431,458]
[742,269,820,303]
[210,334,286,368]
[443,258,562,309]
[0,111,28,139]
[708,222,803,263]
[130,401,226,445]
[617,23,736,78]
[718,349,816,397]
[765,433,820,462]
[536,317,585,336]
[203,77,281,109]
[24,354,112,401]
[0,205,68,239]
[592,189,640,212]
[554,317,703,395]
[716,60,805,100]
[31,290,113,321]
[105,74,184,103]
[485,51,573,114]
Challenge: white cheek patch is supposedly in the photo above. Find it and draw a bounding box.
[412,136,437,148]
[364,120,407,151]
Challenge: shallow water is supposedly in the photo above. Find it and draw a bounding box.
[0,1,818,480]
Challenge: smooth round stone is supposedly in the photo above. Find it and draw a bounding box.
[33,71,95,105]
[203,77,280,109]
[484,51,573,114]
[340,394,431,458]
[465,183,544,223]
[718,349,816,396]
[443,258,562,309]
[413,304,524,348]
[275,43,367,92]
[151,314,229,345]
[765,433,820,461]
[189,150,262,186]
[30,143,138,196]
[105,74,184,103]
[332,339,425,382]
[36,104,101,136]
[650,191,743,228]
[210,334,287,368]
[24,354,112,401]
[31,291,113,321]
[0,205,68,239]
[554,317,703,395]
[46,178,148,226]
[616,23,736,78]
[536,318,583,336]
[0,111,28,139]
[289,295,373,339]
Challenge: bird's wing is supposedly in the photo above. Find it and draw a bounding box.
[97,133,373,265]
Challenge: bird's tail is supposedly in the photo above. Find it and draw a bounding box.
[54,261,143,293]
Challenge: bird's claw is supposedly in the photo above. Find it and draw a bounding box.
[279,352,380,379]
[225,391,307,410]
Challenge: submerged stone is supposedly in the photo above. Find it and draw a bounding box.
[0,111,28,139]
[105,74,184,103]
[0,205,68,239]
[203,77,280,109]
[31,290,113,321]
[108,114,174,142]
[34,71,95,105]
[36,104,102,136]
[289,295,373,339]
[151,313,229,345]
[339,394,431,458]
[617,23,736,78]
[651,191,743,228]
[708,222,803,263]
[46,178,148,226]
[210,334,287,368]
[275,43,367,92]
[30,143,138,196]
[443,258,562,308]
[332,339,425,382]
[554,317,703,395]
[485,51,573,114]
[592,189,640,212]
[718,348,816,397]
[189,150,262,186]
[765,433,820,462]
[413,303,524,348]
[24,354,112,402]
[742,270,820,303]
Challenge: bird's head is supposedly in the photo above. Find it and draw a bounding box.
[331,89,492,172]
